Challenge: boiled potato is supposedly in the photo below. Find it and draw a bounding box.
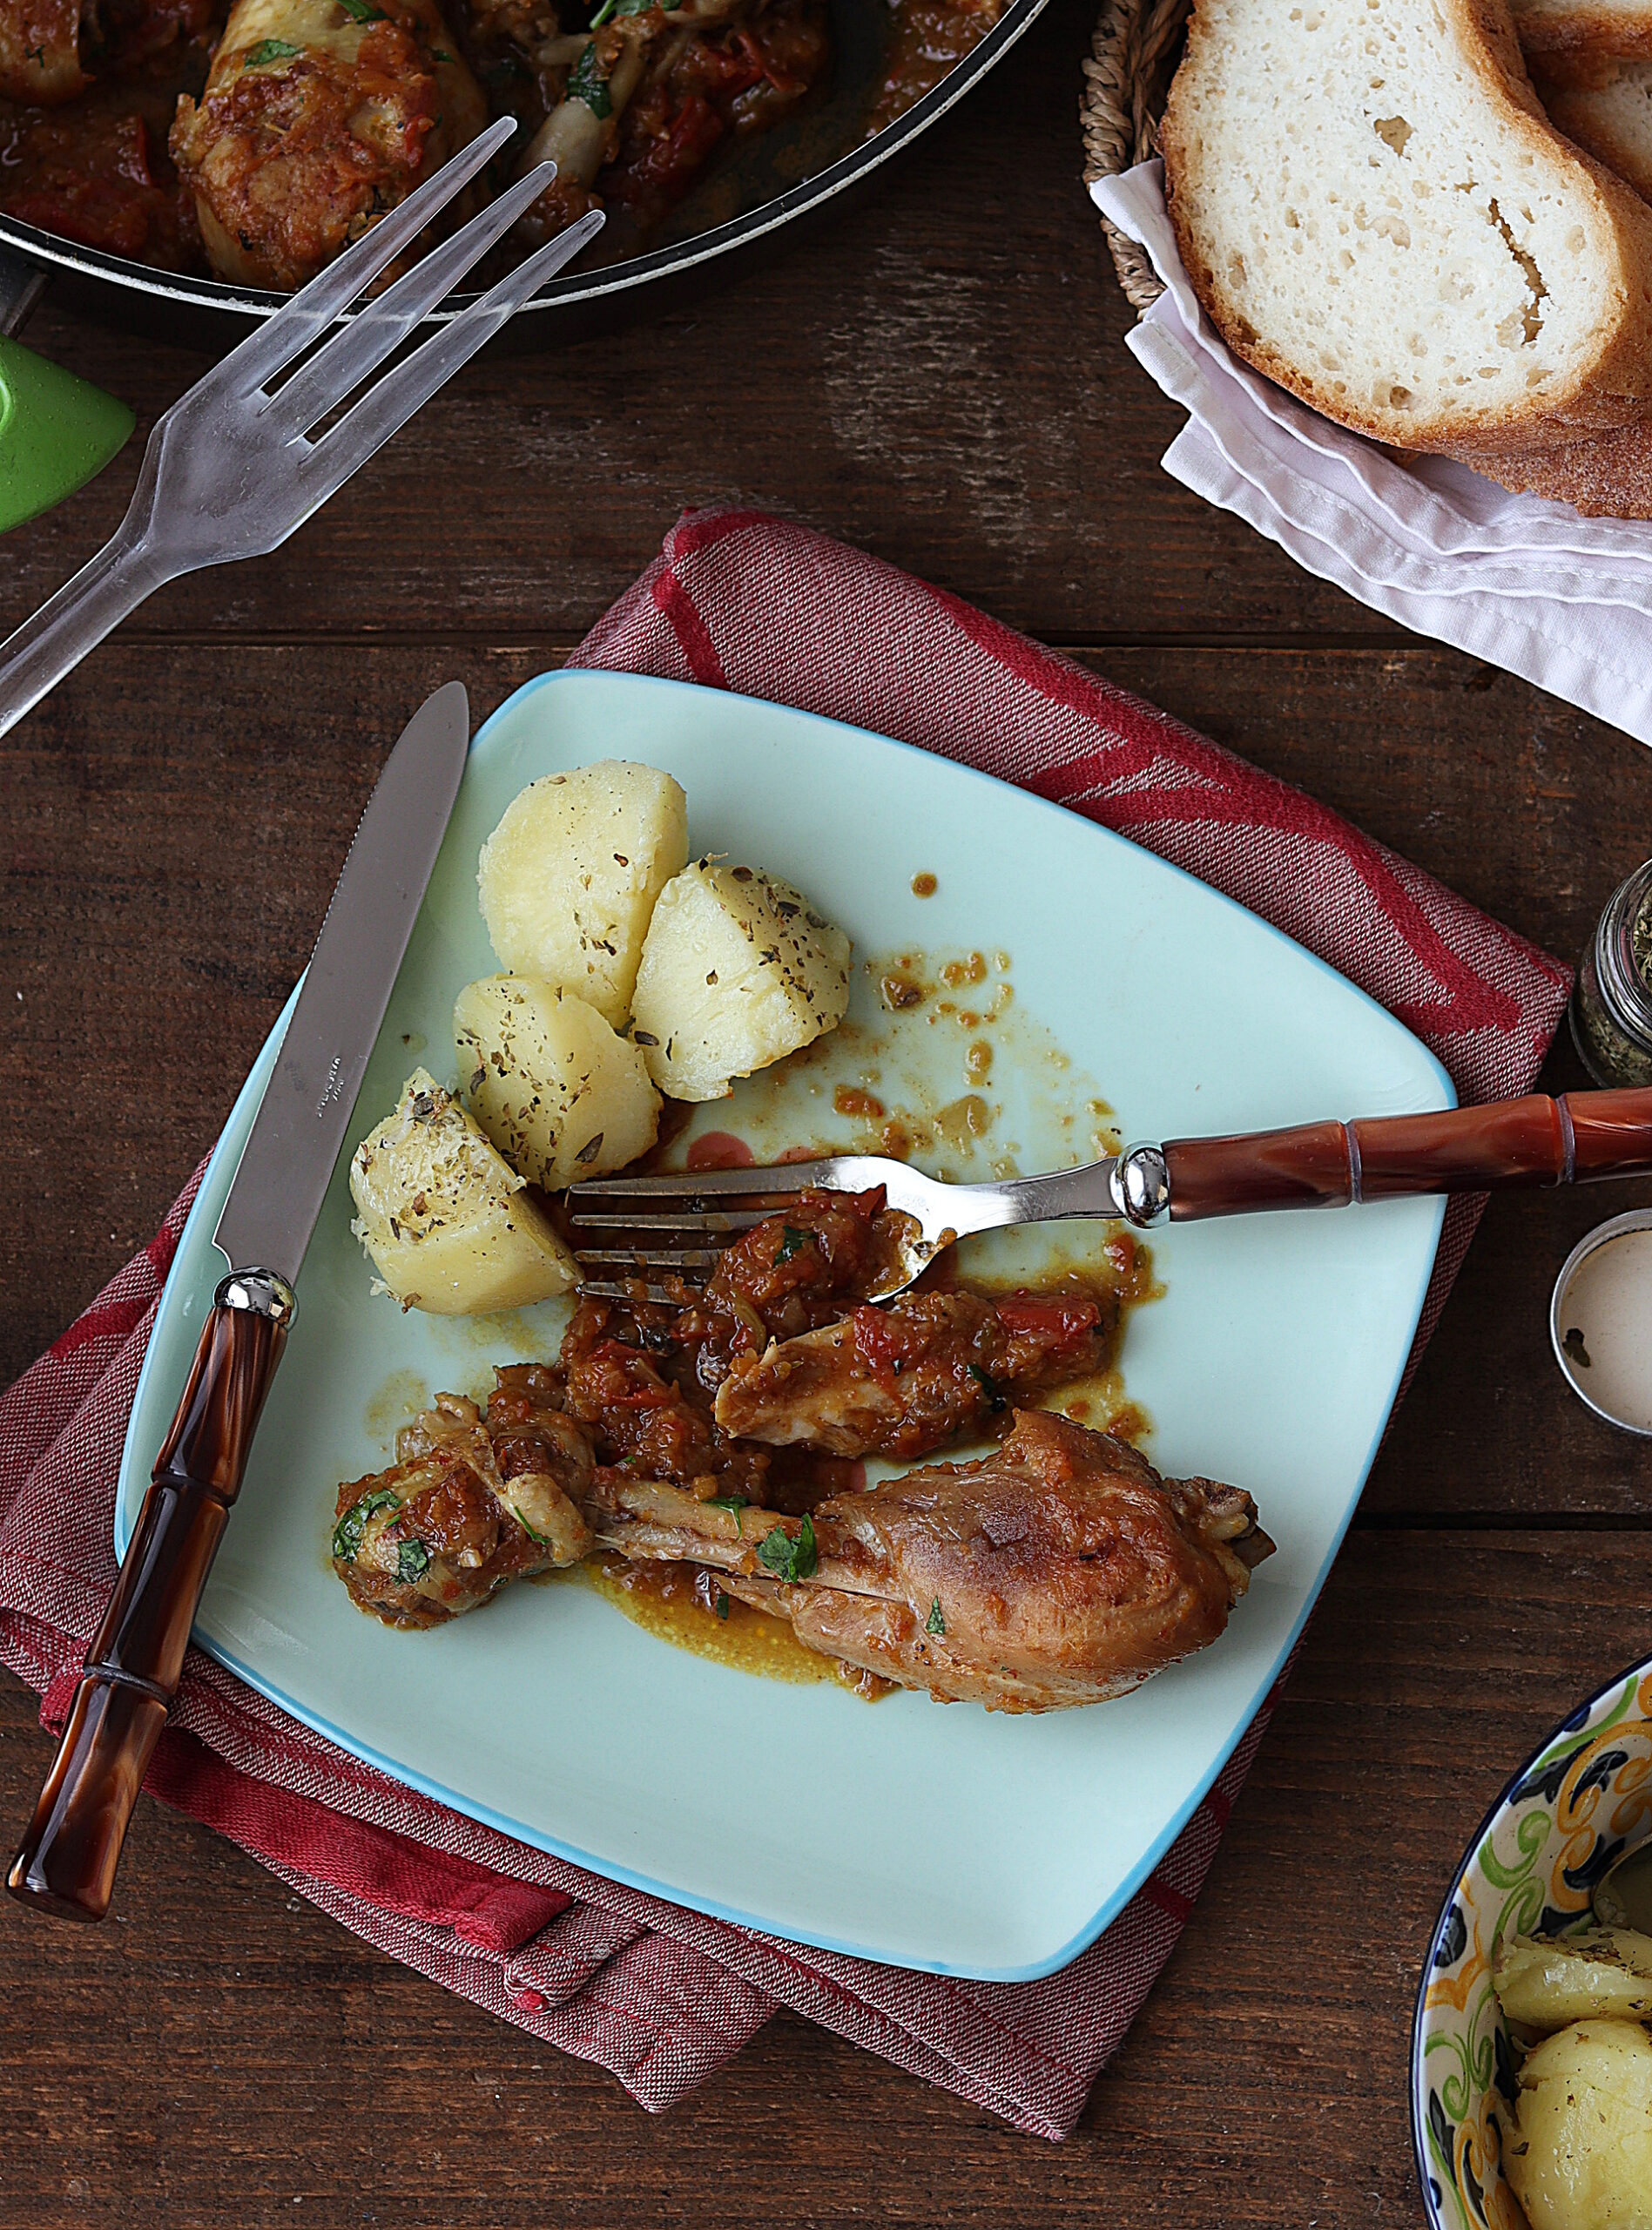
[454,975,659,1186]
[349,1069,577,1314]
[476,760,688,1026]
[630,859,851,1101]
[1501,2019,1652,2229]
[1497,1929,1652,2031]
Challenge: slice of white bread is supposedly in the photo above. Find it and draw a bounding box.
[1161,0,1652,456]
[1541,61,1652,192]
[1512,0,1652,81]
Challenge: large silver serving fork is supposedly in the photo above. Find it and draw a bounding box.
[0,118,603,741]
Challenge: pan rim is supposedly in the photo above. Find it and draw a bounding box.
[0,0,1049,322]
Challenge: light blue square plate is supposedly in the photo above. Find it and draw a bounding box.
[119,668,1452,1980]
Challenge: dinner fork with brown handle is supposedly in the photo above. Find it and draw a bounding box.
[0,118,603,744]
[568,1086,1652,1302]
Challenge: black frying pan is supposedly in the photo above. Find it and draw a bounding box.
[0,0,1049,523]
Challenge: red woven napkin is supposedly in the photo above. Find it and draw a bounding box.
[0,508,1570,2139]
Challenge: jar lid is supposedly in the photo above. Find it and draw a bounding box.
[1550,1208,1652,1436]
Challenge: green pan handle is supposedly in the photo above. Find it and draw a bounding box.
[0,245,135,535]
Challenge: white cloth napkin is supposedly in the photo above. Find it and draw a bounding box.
[1093,160,1652,745]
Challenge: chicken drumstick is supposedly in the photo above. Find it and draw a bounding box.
[587,1408,1273,1712]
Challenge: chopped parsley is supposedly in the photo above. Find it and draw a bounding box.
[716,1592,730,1620]
[757,1512,818,1585]
[332,1487,399,1562]
[774,1225,813,1265]
[396,1538,432,1585]
[567,41,611,115]
[243,37,303,64]
[927,1598,945,1637]
[337,0,388,19]
[705,1494,749,1532]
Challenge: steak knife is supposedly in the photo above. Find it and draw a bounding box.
[8,680,472,1922]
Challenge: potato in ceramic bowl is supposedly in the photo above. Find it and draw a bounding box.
[1412,1659,1652,2230]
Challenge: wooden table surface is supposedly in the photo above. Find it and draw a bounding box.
[7,3,1652,2219]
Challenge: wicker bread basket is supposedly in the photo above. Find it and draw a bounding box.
[1080,0,1191,312]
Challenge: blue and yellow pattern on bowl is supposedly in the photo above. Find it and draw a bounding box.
[1411,1659,1652,2229]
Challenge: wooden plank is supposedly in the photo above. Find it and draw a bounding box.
[0,0,1400,650]
[1,1526,1643,2224]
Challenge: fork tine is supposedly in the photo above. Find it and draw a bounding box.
[576,1247,726,1270]
[259,159,560,436]
[565,1210,776,1233]
[206,118,519,400]
[295,206,605,508]
[570,1163,837,1199]
[578,1281,699,1304]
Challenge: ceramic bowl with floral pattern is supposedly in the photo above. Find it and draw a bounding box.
[1411,1658,1652,2228]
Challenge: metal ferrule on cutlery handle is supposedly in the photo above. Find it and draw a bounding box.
[1127,1088,1652,1223]
[7,1269,293,1922]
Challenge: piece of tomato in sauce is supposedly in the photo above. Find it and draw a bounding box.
[685,1132,755,1171]
[995,1294,1102,1348]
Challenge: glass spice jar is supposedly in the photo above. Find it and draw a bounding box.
[1572,860,1652,1086]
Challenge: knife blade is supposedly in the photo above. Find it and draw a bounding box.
[212,678,470,1287]
[8,680,471,1924]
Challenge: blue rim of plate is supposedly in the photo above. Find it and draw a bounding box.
[1406,1645,1652,2224]
[119,666,1454,1979]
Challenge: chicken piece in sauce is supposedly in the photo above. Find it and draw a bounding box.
[558,1186,914,1504]
[587,1408,1273,1712]
[334,1364,593,1626]
[712,1284,1116,1461]
[170,0,485,289]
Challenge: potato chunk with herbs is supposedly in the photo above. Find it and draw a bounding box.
[630,859,851,1102]
[349,1069,576,1314]
[476,760,688,1026]
[454,976,659,1187]
[1496,1929,1652,2031]
[1500,2019,1652,2229]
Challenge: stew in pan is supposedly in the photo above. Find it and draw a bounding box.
[0,0,1005,289]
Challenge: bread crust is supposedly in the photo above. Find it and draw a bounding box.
[1162,0,1652,455]
[1514,1,1652,77]
[1540,71,1652,193]
[1462,417,1652,507]
[1530,50,1641,90]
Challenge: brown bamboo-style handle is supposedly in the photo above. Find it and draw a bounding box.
[7,1270,292,1922]
[1160,1088,1652,1220]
